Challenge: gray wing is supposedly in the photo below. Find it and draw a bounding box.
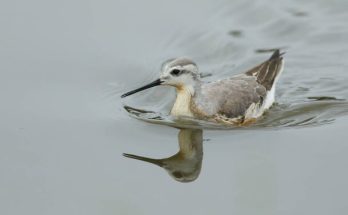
[193,50,283,118]
[194,74,267,118]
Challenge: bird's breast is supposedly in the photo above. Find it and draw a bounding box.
[170,88,194,117]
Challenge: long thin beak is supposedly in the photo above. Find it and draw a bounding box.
[123,153,163,167]
[121,79,163,98]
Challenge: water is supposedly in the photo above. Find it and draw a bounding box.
[1,0,348,214]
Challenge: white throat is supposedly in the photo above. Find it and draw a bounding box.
[170,86,194,117]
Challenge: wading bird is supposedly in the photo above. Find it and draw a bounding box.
[121,50,284,125]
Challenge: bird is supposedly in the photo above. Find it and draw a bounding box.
[121,50,284,125]
[123,128,203,183]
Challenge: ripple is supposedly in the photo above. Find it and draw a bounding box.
[122,98,348,130]
[116,0,348,132]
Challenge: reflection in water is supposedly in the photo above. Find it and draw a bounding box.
[123,128,203,183]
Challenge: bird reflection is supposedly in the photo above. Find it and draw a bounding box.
[123,128,203,183]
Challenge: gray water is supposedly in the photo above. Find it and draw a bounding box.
[1,0,348,214]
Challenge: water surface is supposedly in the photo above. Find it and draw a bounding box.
[1,0,348,214]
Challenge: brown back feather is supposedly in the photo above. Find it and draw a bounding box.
[245,50,284,90]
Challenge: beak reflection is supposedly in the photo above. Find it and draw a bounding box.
[123,153,163,167]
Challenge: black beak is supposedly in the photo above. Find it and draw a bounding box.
[121,79,163,98]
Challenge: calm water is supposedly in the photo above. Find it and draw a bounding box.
[1,0,348,214]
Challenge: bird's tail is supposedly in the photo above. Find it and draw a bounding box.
[245,50,284,90]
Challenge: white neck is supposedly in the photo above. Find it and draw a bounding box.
[170,86,194,117]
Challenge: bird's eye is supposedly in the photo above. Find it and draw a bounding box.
[171,69,181,76]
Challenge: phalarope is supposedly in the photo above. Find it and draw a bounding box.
[121,50,284,125]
